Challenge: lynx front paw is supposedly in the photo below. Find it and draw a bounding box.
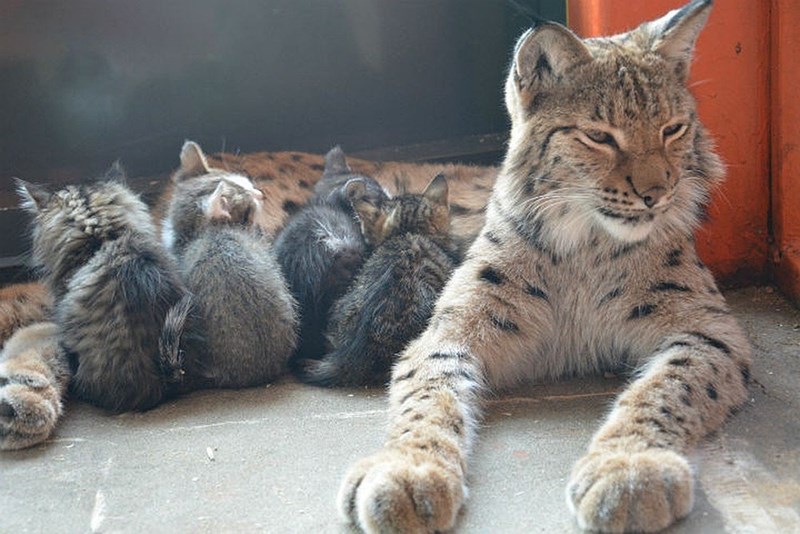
[566,448,694,533]
[0,369,62,450]
[338,447,466,534]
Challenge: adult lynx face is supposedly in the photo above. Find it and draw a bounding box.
[502,0,721,247]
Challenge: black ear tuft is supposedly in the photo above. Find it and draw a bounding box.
[511,24,592,100]
[648,0,713,82]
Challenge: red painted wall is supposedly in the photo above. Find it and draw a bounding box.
[771,0,800,304]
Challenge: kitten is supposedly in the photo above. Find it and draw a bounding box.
[312,146,389,215]
[166,141,298,389]
[16,165,191,412]
[301,174,456,387]
[273,147,389,367]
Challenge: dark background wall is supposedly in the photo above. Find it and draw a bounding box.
[0,0,564,279]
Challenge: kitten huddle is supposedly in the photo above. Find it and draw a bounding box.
[11,141,452,416]
[300,173,457,387]
[15,142,298,412]
[273,148,456,387]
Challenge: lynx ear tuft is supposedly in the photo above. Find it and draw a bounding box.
[648,0,713,81]
[513,23,591,92]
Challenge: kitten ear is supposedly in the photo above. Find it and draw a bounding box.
[345,178,367,201]
[206,182,232,222]
[105,160,127,183]
[510,23,592,105]
[177,140,212,180]
[647,0,713,82]
[422,173,448,207]
[14,178,50,213]
[324,146,351,175]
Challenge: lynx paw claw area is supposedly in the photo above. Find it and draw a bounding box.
[0,372,61,450]
[338,448,465,534]
[566,448,694,533]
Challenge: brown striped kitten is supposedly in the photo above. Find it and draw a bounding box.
[300,174,456,387]
[338,1,752,533]
[165,141,298,389]
[16,166,191,413]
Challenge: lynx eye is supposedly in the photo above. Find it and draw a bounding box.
[662,123,687,140]
[584,129,616,146]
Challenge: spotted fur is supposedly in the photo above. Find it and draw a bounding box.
[338,2,752,533]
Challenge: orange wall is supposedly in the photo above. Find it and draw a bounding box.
[771,0,800,304]
[567,0,771,286]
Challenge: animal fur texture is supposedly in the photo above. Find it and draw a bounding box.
[0,322,68,450]
[301,174,456,387]
[338,1,752,533]
[0,145,496,449]
[16,168,191,413]
[273,147,388,367]
[166,141,298,389]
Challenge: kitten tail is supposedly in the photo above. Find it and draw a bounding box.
[297,335,377,388]
[159,294,194,387]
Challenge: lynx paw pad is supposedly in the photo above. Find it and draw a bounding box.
[0,371,61,450]
[566,448,694,533]
[338,448,465,534]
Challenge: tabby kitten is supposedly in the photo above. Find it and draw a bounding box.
[273,147,389,366]
[301,174,456,387]
[166,141,298,389]
[16,167,190,412]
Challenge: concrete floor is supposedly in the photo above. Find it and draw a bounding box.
[1,286,799,533]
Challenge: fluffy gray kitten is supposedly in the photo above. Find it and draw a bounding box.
[301,174,457,387]
[274,147,389,368]
[166,141,298,389]
[16,166,191,412]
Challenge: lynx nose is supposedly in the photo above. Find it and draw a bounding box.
[626,175,667,209]
[640,187,666,208]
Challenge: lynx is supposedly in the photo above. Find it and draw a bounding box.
[338,1,752,532]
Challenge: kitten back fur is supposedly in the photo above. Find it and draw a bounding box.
[168,141,298,389]
[16,168,190,412]
[301,174,456,387]
[273,147,389,368]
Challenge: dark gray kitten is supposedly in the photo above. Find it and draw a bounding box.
[300,174,457,387]
[166,141,298,389]
[273,147,389,368]
[16,166,191,412]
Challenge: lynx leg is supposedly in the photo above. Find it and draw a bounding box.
[338,252,551,533]
[0,282,52,347]
[338,329,482,533]
[0,322,70,450]
[567,327,751,533]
